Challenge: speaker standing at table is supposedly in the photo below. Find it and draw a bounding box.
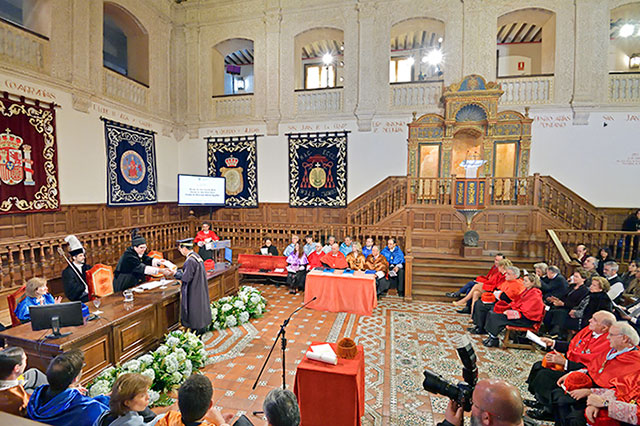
[113,230,173,292]
[194,221,220,261]
[170,238,212,336]
[61,235,92,303]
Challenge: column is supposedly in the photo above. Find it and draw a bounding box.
[354,1,378,132]
[461,0,496,79]
[263,7,282,135]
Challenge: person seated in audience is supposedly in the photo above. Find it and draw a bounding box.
[381,238,405,297]
[482,273,544,348]
[61,235,91,303]
[157,374,233,426]
[362,237,374,259]
[603,261,624,303]
[543,268,590,337]
[534,262,550,284]
[194,221,219,261]
[468,265,524,335]
[320,243,348,269]
[446,253,505,299]
[365,245,390,298]
[306,243,324,270]
[286,242,308,295]
[566,277,613,333]
[114,231,172,292]
[0,346,48,416]
[525,311,616,421]
[583,256,599,275]
[573,243,589,266]
[339,236,353,256]
[302,235,315,256]
[322,236,336,254]
[15,277,62,323]
[438,379,524,426]
[345,242,366,270]
[620,258,638,288]
[283,235,299,257]
[262,388,301,426]
[260,238,279,256]
[623,266,640,300]
[549,322,640,426]
[618,296,640,333]
[28,349,110,426]
[94,373,158,426]
[622,209,640,259]
[585,379,640,426]
[596,247,613,277]
[454,259,511,315]
[542,265,569,303]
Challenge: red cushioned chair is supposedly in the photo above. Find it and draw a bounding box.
[7,284,27,327]
[502,322,542,350]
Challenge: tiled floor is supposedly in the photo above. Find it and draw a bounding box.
[159,284,544,426]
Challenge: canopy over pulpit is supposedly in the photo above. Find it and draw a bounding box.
[407,74,533,181]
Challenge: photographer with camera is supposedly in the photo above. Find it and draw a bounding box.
[439,379,525,426]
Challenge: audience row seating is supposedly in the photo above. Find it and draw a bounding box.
[237,254,288,279]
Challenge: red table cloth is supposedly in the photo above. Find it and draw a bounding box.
[304,270,377,316]
[294,342,365,426]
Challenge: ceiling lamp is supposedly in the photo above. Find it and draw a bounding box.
[406,56,415,65]
[619,23,635,38]
[322,53,333,65]
[424,49,443,65]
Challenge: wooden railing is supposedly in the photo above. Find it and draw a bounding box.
[536,177,606,230]
[347,176,407,225]
[546,229,639,277]
[0,220,193,293]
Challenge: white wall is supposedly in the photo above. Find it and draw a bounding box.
[0,71,180,204]
[529,110,640,207]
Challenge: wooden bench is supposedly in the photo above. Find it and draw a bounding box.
[502,322,542,350]
[237,254,288,281]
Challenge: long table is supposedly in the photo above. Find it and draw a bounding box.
[304,270,377,316]
[0,266,238,384]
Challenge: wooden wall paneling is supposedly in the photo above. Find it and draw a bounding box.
[73,205,103,233]
[0,214,28,240]
[79,330,113,383]
[105,205,128,229]
[114,305,158,363]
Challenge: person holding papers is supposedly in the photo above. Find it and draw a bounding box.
[260,238,279,256]
[114,231,173,292]
[194,222,219,261]
[170,238,212,335]
[320,243,348,269]
[365,245,390,298]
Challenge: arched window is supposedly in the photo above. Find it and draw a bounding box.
[212,38,254,96]
[0,0,51,38]
[609,3,640,72]
[294,28,344,90]
[496,8,555,77]
[103,2,149,85]
[389,18,444,83]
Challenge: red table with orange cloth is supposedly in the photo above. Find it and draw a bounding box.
[303,270,377,316]
[294,342,365,426]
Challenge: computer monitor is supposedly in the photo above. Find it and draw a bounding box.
[30,301,84,339]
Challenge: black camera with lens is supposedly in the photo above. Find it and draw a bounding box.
[422,335,478,412]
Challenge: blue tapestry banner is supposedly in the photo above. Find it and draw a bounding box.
[103,118,157,206]
[288,131,348,207]
[206,135,258,208]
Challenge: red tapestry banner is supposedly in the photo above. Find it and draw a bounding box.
[0,94,60,214]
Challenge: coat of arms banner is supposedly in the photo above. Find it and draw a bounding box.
[206,134,258,208]
[0,93,60,214]
[288,131,348,208]
[103,118,158,206]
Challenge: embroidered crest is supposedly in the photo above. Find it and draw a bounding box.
[0,128,35,186]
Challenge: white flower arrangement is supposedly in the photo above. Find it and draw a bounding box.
[88,330,207,407]
[209,286,267,331]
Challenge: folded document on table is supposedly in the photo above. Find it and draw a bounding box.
[306,343,337,365]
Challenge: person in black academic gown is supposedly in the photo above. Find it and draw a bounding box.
[113,231,171,292]
[61,235,92,302]
[170,239,212,335]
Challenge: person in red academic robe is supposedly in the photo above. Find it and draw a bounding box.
[446,253,505,298]
[193,221,219,261]
[482,273,543,347]
[306,243,325,270]
[320,243,348,269]
[525,311,616,420]
[453,258,510,314]
[550,322,640,426]
[586,372,640,426]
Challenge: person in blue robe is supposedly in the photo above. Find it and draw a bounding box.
[339,236,354,256]
[283,235,299,257]
[381,238,406,297]
[362,237,374,259]
[27,349,109,426]
[15,277,61,323]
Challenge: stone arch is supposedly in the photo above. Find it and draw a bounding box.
[212,38,255,96]
[609,2,640,71]
[0,0,52,37]
[103,1,149,85]
[390,17,445,82]
[497,8,556,76]
[294,27,344,89]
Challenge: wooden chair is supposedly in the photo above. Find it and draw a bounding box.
[86,264,114,298]
[502,322,542,350]
[7,285,27,327]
